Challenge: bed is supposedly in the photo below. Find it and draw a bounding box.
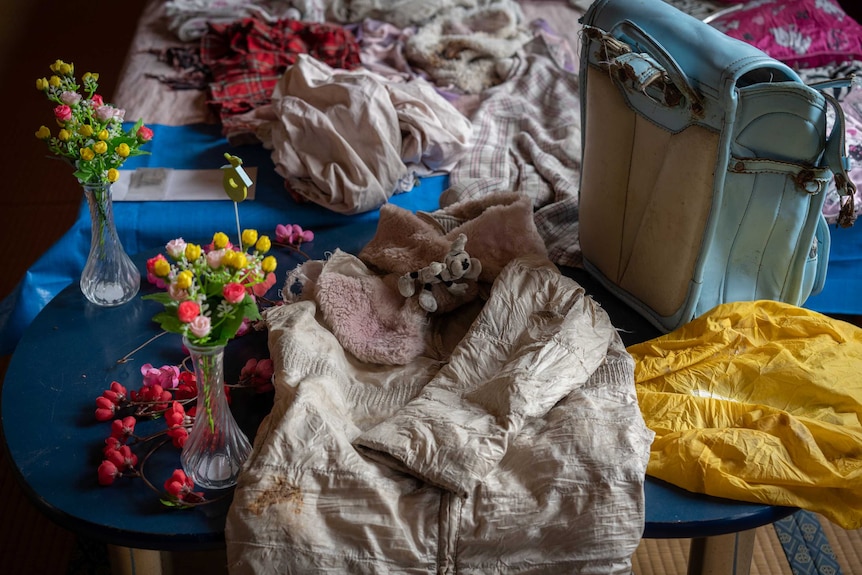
[5,0,862,572]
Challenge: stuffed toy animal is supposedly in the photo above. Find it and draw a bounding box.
[397,233,482,312]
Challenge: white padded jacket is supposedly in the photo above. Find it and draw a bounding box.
[225,255,654,574]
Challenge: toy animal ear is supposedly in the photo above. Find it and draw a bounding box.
[398,273,417,297]
[451,233,468,252]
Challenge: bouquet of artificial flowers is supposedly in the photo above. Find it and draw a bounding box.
[144,230,277,347]
[34,59,152,185]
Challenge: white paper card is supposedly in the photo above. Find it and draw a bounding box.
[112,167,257,202]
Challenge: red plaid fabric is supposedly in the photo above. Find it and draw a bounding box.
[200,18,362,126]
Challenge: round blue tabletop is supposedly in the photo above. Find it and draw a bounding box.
[1,222,795,551]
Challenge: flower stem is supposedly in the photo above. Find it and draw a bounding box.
[117,331,168,364]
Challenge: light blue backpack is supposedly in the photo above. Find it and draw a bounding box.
[578,0,857,332]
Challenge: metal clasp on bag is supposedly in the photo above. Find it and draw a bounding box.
[795,169,826,195]
[731,160,828,196]
[585,25,689,111]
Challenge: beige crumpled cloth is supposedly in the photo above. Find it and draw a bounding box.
[629,300,862,529]
[258,54,472,214]
[225,257,654,574]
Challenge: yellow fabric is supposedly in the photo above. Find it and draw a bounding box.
[627,300,862,529]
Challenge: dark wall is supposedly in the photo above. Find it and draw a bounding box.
[839,0,862,24]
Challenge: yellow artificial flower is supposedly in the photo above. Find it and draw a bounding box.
[212,232,229,250]
[241,229,258,248]
[176,270,193,290]
[50,60,73,76]
[261,255,277,274]
[185,243,202,261]
[255,235,271,253]
[153,258,171,278]
[229,252,248,270]
[35,58,153,187]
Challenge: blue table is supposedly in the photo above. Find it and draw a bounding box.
[0,123,447,357]
[572,263,797,575]
[1,222,795,574]
[3,122,860,360]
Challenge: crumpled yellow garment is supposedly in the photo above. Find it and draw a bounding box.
[628,300,862,529]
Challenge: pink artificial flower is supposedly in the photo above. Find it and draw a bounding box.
[141,363,180,389]
[132,383,172,411]
[251,272,276,297]
[94,105,116,121]
[222,282,247,304]
[206,249,225,269]
[240,357,275,393]
[175,372,197,400]
[53,104,72,122]
[103,381,127,404]
[60,91,81,106]
[240,358,259,379]
[138,125,154,141]
[205,238,233,252]
[177,301,200,323]
[275,223,314,246]
[188,315,211,338]
[165,238,186,260]
[168,284,189,301]
[167,426,189,449]
[98,460,120,486]
[164,469,203,502]
[274,224,291,244]
[91,94,104,106]
[146,254,168,288]
[95,396,117,422]
[103,437,122,457]
[110,416,137,442]
[106,445,138,471]
[165,401,186,428]
[234,317,251,338]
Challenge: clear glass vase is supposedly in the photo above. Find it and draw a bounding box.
[181,337,252,490]
[81,183,140,306]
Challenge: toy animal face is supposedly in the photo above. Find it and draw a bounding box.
[447,253,472,277]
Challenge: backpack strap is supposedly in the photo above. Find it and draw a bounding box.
[812,77,858,228]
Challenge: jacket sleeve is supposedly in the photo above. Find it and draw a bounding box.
[353,257,618,496]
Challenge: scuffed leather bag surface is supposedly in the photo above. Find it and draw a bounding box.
[578,0,856,332]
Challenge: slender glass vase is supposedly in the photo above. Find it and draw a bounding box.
[80,183,140,306]
[181,337,252,490]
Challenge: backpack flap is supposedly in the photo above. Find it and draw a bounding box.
[579,0,837,332]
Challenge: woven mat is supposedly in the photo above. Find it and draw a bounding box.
[633,512,862,575]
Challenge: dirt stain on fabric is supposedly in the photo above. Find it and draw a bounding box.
[248,476,303,515]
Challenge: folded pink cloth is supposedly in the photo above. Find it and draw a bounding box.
[283,192,550,365]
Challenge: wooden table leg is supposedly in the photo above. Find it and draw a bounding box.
[687,529,756,575]
[107,545,170,575]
